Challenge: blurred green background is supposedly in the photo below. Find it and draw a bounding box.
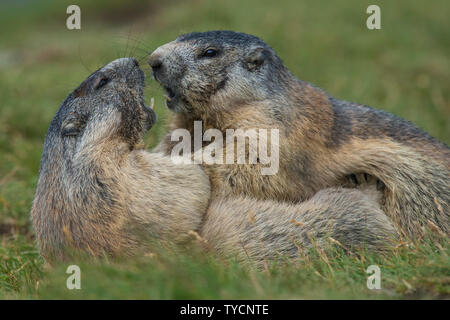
[0,0,448,299]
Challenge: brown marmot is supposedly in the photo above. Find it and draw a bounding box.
[31,58,211,261]
[148,30,449,238]
[31,57,395,263]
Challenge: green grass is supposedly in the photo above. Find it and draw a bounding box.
[0,0,449,299]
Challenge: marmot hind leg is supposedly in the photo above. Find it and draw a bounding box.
[201,187,398,267]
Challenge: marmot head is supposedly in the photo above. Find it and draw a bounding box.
[34,58,156,259]
[44,58,156,160]
[149,31,290,116]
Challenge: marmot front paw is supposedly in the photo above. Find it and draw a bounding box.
[344,173,385,204]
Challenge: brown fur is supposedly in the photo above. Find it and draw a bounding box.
[149,31,450,238]
[202,187,397,267]
[32,57,396,265]
[31,58,210,261]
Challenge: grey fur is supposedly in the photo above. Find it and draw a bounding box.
[31,58,210,260]
[31,57,397,265]
[149,30,450,238]
[203,187,397,267]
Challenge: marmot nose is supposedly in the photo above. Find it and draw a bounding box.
[148,55,162,70]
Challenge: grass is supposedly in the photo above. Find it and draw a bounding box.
[0,0,449,299]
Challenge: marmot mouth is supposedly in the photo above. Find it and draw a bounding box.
[138,93,155,112]
[144,97,155,111]
[163,86,176,102]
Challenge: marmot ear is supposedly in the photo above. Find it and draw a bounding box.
[61,114,86,137]
[245,47,269,71]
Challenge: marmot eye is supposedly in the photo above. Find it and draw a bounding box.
[95,77,109,90]
[203,48,218,58]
